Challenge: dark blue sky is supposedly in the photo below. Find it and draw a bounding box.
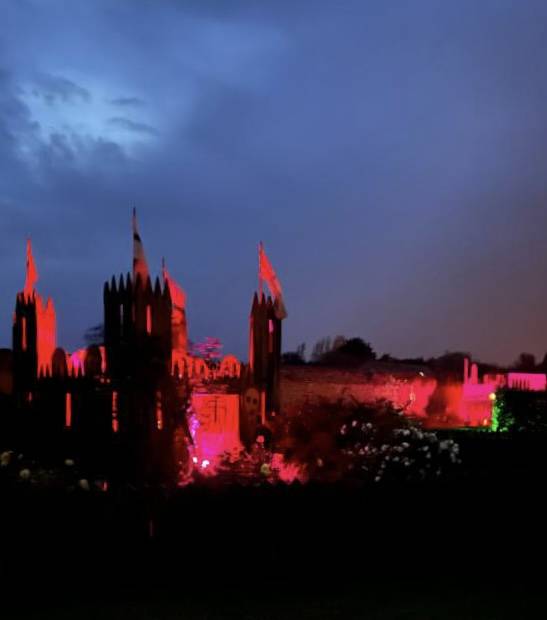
[2,1,547,365]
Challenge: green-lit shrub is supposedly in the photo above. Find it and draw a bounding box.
[491,389,547,433]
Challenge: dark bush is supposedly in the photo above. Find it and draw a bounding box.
[492,389,547,433]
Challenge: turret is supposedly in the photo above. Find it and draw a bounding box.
[248,292,282,418]
[12,240,57,397]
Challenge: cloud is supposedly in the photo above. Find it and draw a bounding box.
[108,97,145,107]
[30,74,91,105]
[3,1,547,365]
[107,117,159,136]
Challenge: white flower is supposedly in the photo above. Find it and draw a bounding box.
[351,420,357,427]
[19,469,31,480]
[78,479,90,491]
[64,459,75,467]
[1,451,12,467]
[374,476,381,482]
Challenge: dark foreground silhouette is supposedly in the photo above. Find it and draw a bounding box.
[2,433,547,618]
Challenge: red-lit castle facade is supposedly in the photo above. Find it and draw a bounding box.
[5,217,547,481]
[3,215,284,484]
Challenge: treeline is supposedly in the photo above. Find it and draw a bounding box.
[283,337,547,378]
[282,336,376,367]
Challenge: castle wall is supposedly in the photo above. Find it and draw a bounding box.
[280,366,437,417]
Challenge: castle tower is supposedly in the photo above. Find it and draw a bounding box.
[102,211,183,484]
[247,243,286,420]
[104,210,172,379]
[248,292,282,418]
[12,240,57,398]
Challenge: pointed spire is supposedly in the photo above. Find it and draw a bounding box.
[132,208,149,283]
[250,291,259,315]
[145,275,153,294]
[24,238,39,297]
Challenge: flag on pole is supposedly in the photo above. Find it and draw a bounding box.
[24,238,38,296]
[132,208,149,282]
[162,258,186,310]
[258,242,288,319]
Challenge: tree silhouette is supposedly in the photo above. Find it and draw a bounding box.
[312,336,376,366]
[192,337,223,366]
[84,323,104,346]
[514,353,537,372]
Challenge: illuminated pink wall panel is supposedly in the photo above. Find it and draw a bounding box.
[507,372,547,391]
[191,392,241,463]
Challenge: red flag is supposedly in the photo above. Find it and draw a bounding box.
[132,208,149,282]
[258,242,287,319]
[24,238,38,296]
[162,259,186,310]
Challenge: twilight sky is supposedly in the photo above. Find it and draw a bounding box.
[2,0,547,365]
